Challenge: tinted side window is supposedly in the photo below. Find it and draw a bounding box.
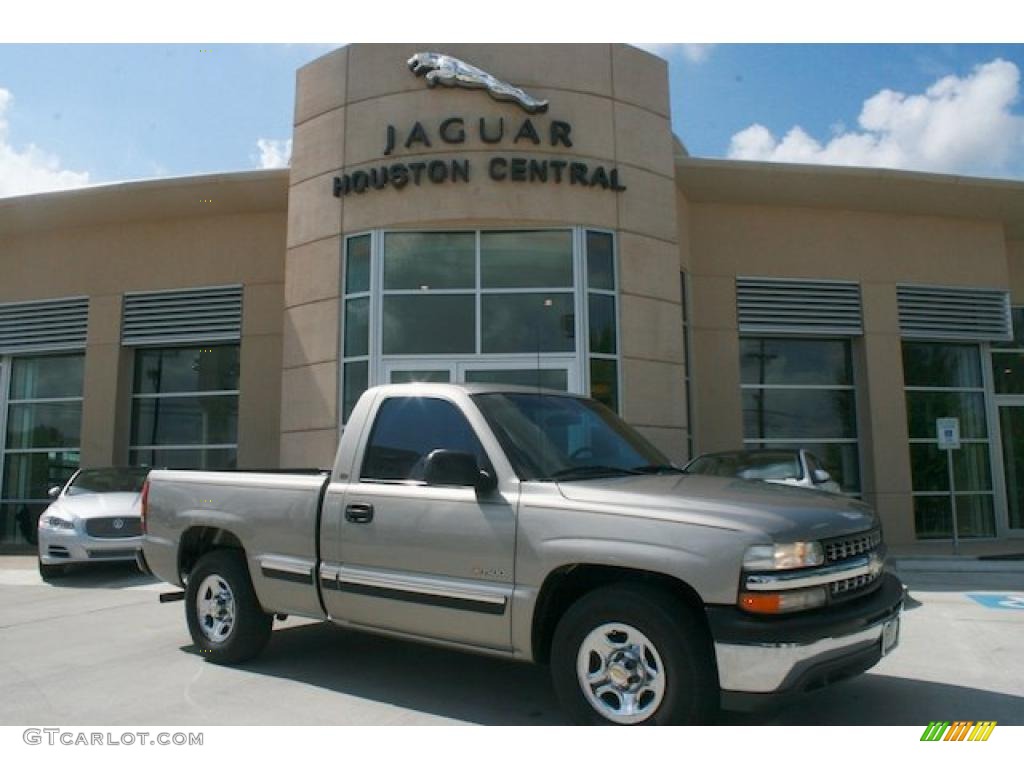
[361,397,487,482]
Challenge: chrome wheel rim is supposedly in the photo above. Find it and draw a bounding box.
[576,622,666,724]
[195,574,236,644]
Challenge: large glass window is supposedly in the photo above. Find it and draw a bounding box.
[343,234,372,422]
[740,338,860,494]
[341,229,619,422]
[482,230,574,289]
[1,354,84,546]
[990,307,1024,531]
[586,232,618,411]
[383,232,476,290]
[129,345,239,469]
[998,405,1024,531]
[481,293,575,354]
[991,307,1024,394]
[904,341,996,538]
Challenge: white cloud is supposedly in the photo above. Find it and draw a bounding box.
[256,138,292,169]
[0,88,90,198]
[728,58,1024,177]
[634,44,716,64]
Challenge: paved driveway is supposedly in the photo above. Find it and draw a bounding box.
[0,556,1021,725]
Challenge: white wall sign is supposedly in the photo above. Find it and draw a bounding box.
[936,417,961,450]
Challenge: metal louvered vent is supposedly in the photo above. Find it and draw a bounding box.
[122,285,243,346]
[736,277,862,335]
[897,284,1011,341]
[0,296,89,354]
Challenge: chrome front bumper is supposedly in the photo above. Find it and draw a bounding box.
[715,610,899,693]
[708,572,904,704]
[38,526,142,565]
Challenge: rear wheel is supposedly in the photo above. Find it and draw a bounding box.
[185,550,272,664]
[38,560,67,581]
[550,583,717,725]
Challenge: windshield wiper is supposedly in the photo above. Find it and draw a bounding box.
[547,465,644,481]
[631,464,685,474]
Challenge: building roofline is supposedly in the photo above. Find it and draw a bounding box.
[676,156,1024,239]
[0,168,289,237]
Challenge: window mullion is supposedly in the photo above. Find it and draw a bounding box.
[475,230,482,357]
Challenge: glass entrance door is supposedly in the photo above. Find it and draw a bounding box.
[998,404,1024,531]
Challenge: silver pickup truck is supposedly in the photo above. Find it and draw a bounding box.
[141,383,903,725]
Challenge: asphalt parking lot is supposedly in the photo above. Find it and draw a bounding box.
[0,555,1021,725]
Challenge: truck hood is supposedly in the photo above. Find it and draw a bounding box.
[555,473,878,541]
[49,492,140,521]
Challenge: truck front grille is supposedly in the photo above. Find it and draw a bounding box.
[830,570,879,597]
[85,517,141,538]
[823,528,881,563]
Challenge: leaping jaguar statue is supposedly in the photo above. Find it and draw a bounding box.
[407,52,549,114]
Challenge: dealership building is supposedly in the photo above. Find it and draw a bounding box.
[2,43,1023,553]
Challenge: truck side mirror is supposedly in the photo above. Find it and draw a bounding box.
[422,450,496,493]
[812,468,832,485]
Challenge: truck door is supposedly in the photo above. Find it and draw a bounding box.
[320,394,516,650]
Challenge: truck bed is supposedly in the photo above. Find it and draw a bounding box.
[143,469,331,619]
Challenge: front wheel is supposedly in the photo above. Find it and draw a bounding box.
[550,584,717,725]
[185,550,272,664]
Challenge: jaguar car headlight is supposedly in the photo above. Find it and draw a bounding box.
[743,541,824,570]
[40,515,75,531]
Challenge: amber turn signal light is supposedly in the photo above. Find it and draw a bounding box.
[739,587,827,614]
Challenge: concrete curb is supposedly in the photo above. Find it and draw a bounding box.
[893,556,1024,574]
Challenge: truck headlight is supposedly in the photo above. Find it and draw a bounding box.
[40,515,75,531]
[743,541,824,570]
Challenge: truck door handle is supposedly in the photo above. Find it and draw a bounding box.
[345,503,374,524]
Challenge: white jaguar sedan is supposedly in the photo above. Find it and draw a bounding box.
[37,467,151,580]
[683,448,844,495]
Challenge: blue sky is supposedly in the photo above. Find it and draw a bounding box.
[1,43,1023,197]
[667,44,1024,176]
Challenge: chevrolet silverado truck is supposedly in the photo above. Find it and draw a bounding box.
[141,383,903,725]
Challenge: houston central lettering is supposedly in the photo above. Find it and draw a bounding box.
[333,156,626,198]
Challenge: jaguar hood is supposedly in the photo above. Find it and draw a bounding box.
[47,492,141,521]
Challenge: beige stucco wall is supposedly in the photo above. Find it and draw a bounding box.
[1007,239,1024,303]
[685,201,1010,544]
[282,43,687,466]
[0,210,286,468]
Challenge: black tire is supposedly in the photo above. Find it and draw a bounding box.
[185,549,272,664]
[550,583,717,725]
[38,560,67,581]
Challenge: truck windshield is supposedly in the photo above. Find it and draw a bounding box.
[472,392,675,481]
